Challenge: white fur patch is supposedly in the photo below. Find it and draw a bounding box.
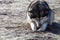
[30,22,37,31]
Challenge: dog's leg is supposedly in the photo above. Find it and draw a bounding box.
[38,17,48,31]
[27,13,37,31]
[48,11,54,25]
[39,22,48,32]
[30,21,37,31]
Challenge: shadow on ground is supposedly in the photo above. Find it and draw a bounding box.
[46,22,60,35]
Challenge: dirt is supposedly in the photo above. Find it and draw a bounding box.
[0,0,60,40]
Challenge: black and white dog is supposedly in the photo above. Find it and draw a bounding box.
[27,0,54,32]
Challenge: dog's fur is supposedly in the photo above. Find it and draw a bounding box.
[27,0,54,32]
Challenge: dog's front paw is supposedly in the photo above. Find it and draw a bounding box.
[37,28,46,32]
[30,22,37,31]
[38,23,48,32]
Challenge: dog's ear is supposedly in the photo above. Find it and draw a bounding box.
[43,1,50,9]
[28,8,33,13]
[27,0,39,13]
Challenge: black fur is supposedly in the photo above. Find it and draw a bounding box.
[28,1,50,19]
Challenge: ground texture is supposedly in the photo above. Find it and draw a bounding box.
[0,0,60,40]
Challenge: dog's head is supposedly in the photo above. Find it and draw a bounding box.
[27,1,50,18]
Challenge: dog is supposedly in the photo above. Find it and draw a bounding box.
[27,0,54,32]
